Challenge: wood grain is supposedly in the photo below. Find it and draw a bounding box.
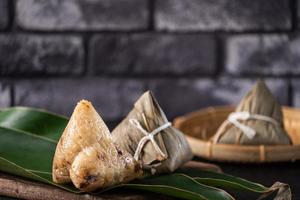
[0,173,171,200]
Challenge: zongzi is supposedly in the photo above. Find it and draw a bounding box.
[112,91,193,174]
[213,80,291,145]
[52,100,143,192]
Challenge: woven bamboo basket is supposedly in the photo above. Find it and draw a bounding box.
[173,106,300,163]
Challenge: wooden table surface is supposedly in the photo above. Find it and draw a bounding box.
[0,172,173,200]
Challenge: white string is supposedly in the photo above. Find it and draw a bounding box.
[228,111,279,139]
[129,118,171,161]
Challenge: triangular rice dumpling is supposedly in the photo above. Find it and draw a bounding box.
[213,80,291,145]
[112,91,193,174]
[52,100,143,192]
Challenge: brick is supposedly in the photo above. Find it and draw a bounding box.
[16,0,149,31]
[0,82,10,108]
[0,34,83,75]
[0,0,8,29]
[14,78,287,122]
[225,34,300,75]
[155,0,291,31]
[14,79,145,122]
[298,1,300,29]
[90,34,216,75]
[148,78,288,119]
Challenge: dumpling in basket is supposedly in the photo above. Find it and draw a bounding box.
[213,80,291,145]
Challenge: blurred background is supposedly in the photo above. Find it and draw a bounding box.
[1,1,300,198]
[0,0,298,128]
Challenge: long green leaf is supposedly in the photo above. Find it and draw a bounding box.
[0,107,233,200]
[0,125,233,199]
[0,107,291,200]
[177,168,267,193]
[0,126,79,193]
[100,173,234,200]
[127,174,234,200]
[177,166,291,199]
[0,107,68,142]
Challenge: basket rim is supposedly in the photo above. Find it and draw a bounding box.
[173,105,300,162]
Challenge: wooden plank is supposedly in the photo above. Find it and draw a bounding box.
[0,173,170,200]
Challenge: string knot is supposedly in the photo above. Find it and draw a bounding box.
[129,117,171,161]
[228,111,279,139]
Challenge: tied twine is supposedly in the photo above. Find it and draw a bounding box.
[129,116,171,161]
[228,111,279,139]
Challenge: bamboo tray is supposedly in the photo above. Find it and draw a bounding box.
[173,106,300,163]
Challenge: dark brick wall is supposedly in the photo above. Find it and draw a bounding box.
[0,0,299,125]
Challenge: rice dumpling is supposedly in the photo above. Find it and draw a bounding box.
[52,100,143,192]
[112,91,193,174]
[213,80,291,145]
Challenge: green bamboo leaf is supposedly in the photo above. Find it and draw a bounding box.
[0,107,68,142]
[0,107,233,200]
[125,173,234,200]
[177,168,267,193]
[0,126,79,193]
[100,173,235,200]
[0,107,291,200]
[0,124,232,199]
[176,168,291,199]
